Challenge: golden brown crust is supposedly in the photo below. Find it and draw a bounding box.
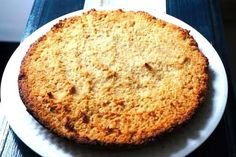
[18,9,208,146]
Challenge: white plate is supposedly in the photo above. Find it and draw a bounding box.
[1,8,228,157]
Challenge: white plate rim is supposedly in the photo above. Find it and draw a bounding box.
[1,7,228,157]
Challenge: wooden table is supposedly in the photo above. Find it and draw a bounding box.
[1,0,236,156]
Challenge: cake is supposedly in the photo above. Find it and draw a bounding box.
[18,9,208,146]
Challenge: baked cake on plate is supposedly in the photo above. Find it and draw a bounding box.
[18,9,208,146]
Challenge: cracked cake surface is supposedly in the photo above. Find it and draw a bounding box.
[18,9,208,146]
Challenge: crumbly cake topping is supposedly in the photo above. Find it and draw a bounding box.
[19,9,208,145]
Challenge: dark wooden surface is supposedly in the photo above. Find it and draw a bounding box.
[1,0,235,156]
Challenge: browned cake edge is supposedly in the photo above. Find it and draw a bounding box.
[18,9,209,148]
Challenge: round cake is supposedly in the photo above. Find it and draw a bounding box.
[18,9,208,146]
